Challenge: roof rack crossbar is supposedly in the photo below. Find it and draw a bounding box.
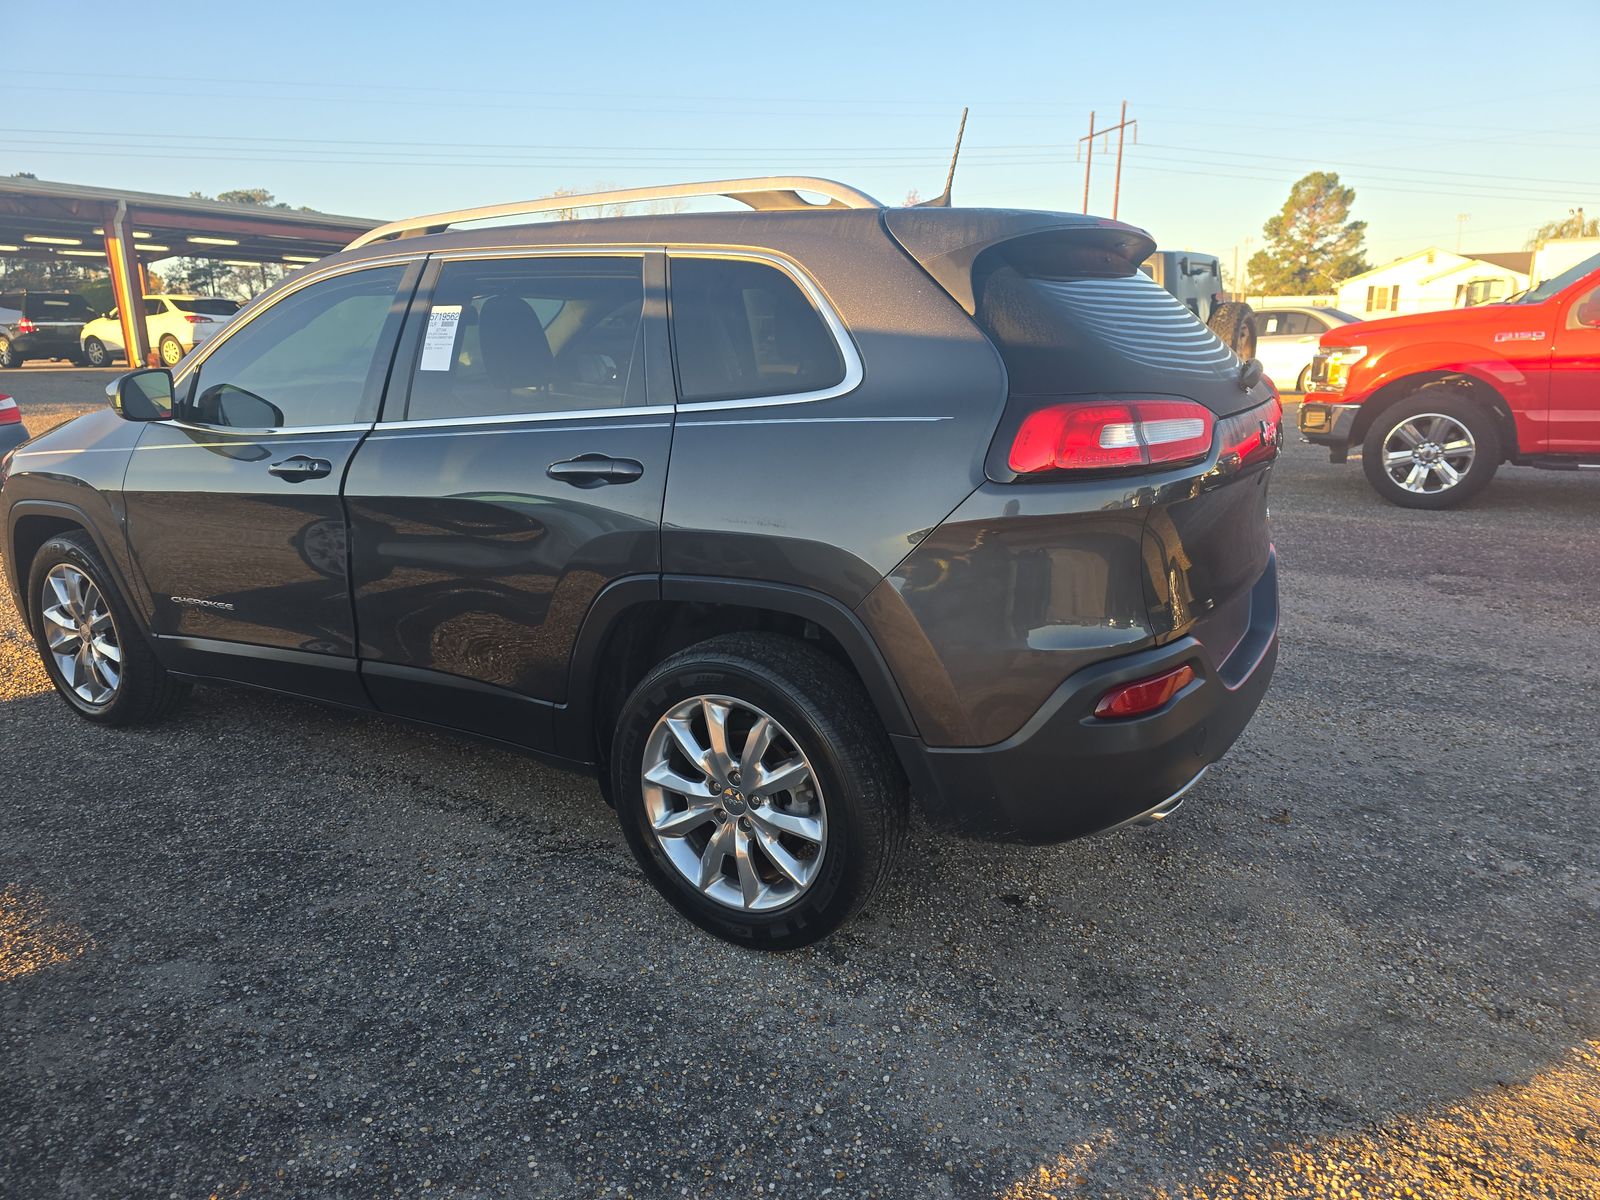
[346,177,882,250]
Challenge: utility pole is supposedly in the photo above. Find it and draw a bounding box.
[1077,102,1137,217]
[1456,213,1470,253]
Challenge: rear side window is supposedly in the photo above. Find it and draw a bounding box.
[974,262,1238,395]
[401,256,644,421]
[669,257,845,403]
[27,294,93,321]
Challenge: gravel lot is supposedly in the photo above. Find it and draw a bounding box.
[2,367,1597,1199]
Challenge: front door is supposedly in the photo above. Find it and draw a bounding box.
[122,260,420,703]
[343,250,672,751]
[1549,279,1600,453]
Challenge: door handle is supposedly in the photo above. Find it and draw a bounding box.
[268,455,333,481]
[547,454,644,487]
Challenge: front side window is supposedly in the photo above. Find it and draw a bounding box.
[669,257,846,403]
[401,256,644,421]
[181,264,406,429]
[1255,311,1283,336]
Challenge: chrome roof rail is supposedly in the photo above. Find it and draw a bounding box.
[345,177,883,250]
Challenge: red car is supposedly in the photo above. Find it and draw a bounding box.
[1299,250,1600,507]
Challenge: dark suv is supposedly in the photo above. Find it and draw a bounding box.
[0,179,1280,948]
[0,290,96,367]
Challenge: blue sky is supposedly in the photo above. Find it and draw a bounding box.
[8,0,1598,274]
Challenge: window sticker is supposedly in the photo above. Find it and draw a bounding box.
[419,304,463,371]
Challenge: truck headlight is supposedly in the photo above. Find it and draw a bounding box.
[1321,345,1367,391]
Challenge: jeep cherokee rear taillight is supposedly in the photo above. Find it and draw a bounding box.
[1007,398,1215,474]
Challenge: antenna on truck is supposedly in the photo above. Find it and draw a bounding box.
[917,107,968,208]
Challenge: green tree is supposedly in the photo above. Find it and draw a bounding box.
[1527,209,1597,247]
[1247,172,1369,295]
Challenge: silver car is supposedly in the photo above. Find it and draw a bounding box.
[1252,306,1360,392]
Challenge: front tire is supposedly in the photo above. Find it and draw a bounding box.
[1361,388,1500,509]
[158,335,184,368]
[84,337,110,367]
[27,533,191,725]
[610,633,907,950]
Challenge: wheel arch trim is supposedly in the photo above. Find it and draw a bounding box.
[557,574,919,752]
[5,500,146,632]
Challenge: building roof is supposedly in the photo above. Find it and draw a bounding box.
[0,176,381,266]
[1469,250,1534,275]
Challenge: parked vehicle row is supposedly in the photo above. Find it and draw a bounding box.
[1300,249,1600,507]
[0,290,238,368]
[0,179,1281,948]
[81,295,240,368]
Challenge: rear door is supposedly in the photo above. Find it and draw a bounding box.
[343,249,672,750]
[122,258,420,703]
[1549,278,1600,452]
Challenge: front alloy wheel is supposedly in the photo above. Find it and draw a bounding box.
[642,695,828,912]
[40,563,122,706]
[1378,412,1475,496]
[1361,388,1500,509]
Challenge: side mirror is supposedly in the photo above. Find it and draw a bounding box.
[1576,299,1600,328]
[106,369,174,422]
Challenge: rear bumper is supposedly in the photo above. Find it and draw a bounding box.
[12,332,82,359]
[892,551,1278,844]
[1298,401,1360,460]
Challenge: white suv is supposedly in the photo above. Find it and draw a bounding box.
[80,295,241,368]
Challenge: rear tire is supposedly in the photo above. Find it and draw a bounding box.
[1361,387,1500,509]
[0,336,22,368]
[1208,301,1257,360]
[27,533,191,725]
[610,632,907,950]
[84,337,110,367]
[158,335,184,368]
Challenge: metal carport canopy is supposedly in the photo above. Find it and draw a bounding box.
[0,176,381,367]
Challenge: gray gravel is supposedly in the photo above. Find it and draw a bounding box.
[1,369,1597,1198]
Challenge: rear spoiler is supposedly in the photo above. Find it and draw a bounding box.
[883,208,1157,316]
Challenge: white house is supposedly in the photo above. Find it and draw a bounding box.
[1334,248,1531,318]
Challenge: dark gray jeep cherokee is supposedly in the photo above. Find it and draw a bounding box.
[0,178,1280,948]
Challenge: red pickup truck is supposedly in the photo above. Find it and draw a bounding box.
[1299,250,1600,507]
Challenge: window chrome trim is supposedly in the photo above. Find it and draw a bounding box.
[382,404,674,432]
[666,247,863,411]
[165,419,373,437]
[168,252,427,433]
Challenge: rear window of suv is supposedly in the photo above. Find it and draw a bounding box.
[25,294,93,321]
[973,256,1238,395]
[669,257,846,403]
[171,298,241,316]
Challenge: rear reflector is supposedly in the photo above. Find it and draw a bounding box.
[0,396,18,425]
[1009,399,1215,474]
[1094,664,1196,720]
[14,318,36,335]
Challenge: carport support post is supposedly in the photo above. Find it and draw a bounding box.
[101,201,150,369]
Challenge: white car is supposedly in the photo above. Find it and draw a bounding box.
[80,294,241,368]
[1251,306,1360,392]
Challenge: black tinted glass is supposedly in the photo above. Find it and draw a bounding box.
[670,257,845,403]
[183,265,405,429]
[404,257,644,421]
[173,298,240,316]
[31,295,93,320]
